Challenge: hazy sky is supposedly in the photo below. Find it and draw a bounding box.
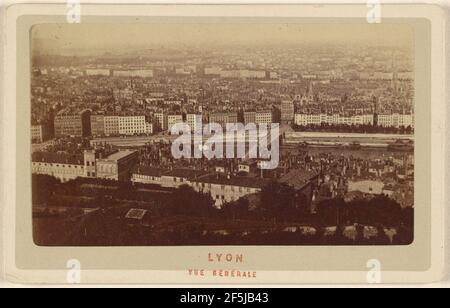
[32,21,414,55]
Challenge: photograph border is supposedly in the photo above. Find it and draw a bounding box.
[1,2,447,284]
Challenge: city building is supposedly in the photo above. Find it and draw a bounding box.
[244,111,256,125]
[204,67,222,76]
[31,125,43,143]
[113,88,134,101]
[32,152,85,182]
[218,70,267,79]
[168,114,184,132]
[118,116,153,136]
[86,68,111,77]
[104,116,120,136]
[95,150,139,181]
[237,160,257,174]
[359,72,395,80]
[154,112,168,131]
[209,113,238,127]
[294,113,376,127]
[240,70,267,79]
[90,115,105,137]
[112,69,154,78]
[348,180,385,195]
[186,113,202,132]
[255,110,273,125]
[281,100,295,124]
[33,148,138,182]
[191,175,269,208]
[131,166,165,186]
[377,113,415,128]
[54,109,91,138]
[31,124,52,144]
[133,168,209,189]
[131,165,271,207]
[160,169,209,189]
[92,115,153,137]
[279,169,320,213]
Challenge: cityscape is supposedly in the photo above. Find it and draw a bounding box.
[31,22,414,246]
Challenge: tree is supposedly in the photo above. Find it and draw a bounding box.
[316,197,347,226]
[393,225,414,245]
[221,198,250,220]
[32,174,60,205]
[259,182,298,224]
[167,185,215,217]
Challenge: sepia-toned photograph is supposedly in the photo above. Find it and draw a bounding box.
[30,21,415,247]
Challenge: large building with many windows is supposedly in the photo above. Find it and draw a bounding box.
[32,152,85,183]
[377,113,415,128]
[255,111,273,125]
[95,150,139,181]
[118,116,153,136]
[91,115,153,137]
[31,123,52,143]
[295,113,375,127]
[168,114,184,132]
[294,113,414,128]
[132,168,209,189]
[112,69,154,78]
[104,116,120,136]
[54,109,91,138]
[244,111,256,125]
[91,115,106,137]
[209,113,238,127]
[281,100,295,124]
[154,112,168,131]
[33,149,138,182]
[186,113,202,132]
[85,68,111,77]
[131,167,270,208]
[191,175,269,208]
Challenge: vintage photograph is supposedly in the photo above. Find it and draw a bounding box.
[30,21,415,246]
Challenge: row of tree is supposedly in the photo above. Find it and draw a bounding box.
[32,175,414,245]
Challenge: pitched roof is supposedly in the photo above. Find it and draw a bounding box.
[162,169,210,180]
[193,174,270,189]
[133,166,166,177]
[279,169,318,189]
[32,152,84,165]
[103,150,137,161]
[125,209,148,220]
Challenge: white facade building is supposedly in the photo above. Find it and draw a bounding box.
[377,114,415,128]
[32,161,85,183]
[154,112,168,131]
[255,111,273,125]
[295,113,375,126]
[118,116,152,136]
[191,176,265,208]
[86,69,110,77]
[168,114,184,132]
[186,114,202,132]
[113,69,153,78]
[104,116,120,136]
